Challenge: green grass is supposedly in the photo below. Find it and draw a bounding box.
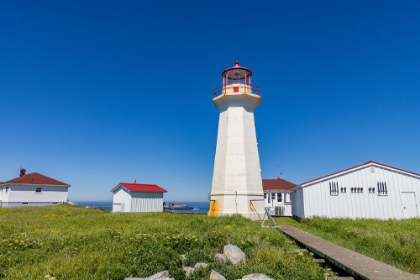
[273,216,420,274]
[0,205,331,280]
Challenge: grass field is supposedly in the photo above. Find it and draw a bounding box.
[273,216,420,274]
[0,205,331,280]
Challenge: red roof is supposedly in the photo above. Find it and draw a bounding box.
[262,178,297,191]
[111,183,167,193]
[300,160,420,186]
[1,172,69,187]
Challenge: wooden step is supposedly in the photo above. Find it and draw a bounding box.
[327,277,355,280]
[312,258,325,264]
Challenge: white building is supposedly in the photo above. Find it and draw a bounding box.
[263,178,296,216]
[0,169,70,207]
[291,161,420,220]
[110,183,167,213]
[209,62,265,220]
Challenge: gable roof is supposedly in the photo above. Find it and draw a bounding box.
[262,178,297,191]
[1,172,70,187]
[300,161,420,187]
[110,183,167,193]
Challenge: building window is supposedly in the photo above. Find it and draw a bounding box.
[35,188,42,193]
[264,193,267,199]
[329,182,339,196]
[22,202,29,204]
[277,193,282,202]
[53,202,58,205]
[271,193,276,202]
[6,187,9,192]
[350,187,364,193]
[377,182,388,196]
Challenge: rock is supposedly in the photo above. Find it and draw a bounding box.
[215,253,227,263]
[183,266,195,277]
[242,273,274,280]
[194,262,208,269]
[210,270,226,280]
[223,244,246,265]
[125,270,174,280]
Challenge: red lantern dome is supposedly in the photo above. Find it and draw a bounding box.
[213,61,260,97]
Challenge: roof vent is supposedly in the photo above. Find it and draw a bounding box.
[20,168,26,177]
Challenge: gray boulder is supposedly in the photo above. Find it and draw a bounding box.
[125,270,174,280]
[215,253,227,263]
[242,273,274,280]
[183,266,195,277]
[210,270,226,280]
[223,244,246,264]
[194,262,208,269]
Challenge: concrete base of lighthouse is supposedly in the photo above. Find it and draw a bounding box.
[208,193,265,220]
[208,85,265,221]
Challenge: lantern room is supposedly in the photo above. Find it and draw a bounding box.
[213,61,260,98]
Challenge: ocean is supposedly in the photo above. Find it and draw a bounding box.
[75,201,210,214]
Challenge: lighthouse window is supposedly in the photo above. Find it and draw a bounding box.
[277,193,282,202]
[264,193,267,199]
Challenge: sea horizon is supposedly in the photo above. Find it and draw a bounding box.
[75,201,210,213]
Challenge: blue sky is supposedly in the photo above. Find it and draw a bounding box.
[1,1,419,202]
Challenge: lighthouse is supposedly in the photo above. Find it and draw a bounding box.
[208,61,265,220]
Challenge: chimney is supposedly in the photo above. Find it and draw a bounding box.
[20,168,26,177]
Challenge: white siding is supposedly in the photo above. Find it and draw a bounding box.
[298,165,420,219]
[130,192,163,212]
[0,185,68,206]
[291,188,304,219]
[112,187,164,213]
[112,187,132,212]
[264,191,292,216]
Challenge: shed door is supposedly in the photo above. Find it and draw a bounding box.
[401,192,418,218]
[113,203,124,212]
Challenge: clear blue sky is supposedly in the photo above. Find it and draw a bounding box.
[1,1,419,202]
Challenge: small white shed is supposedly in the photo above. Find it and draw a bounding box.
[110,183,167,213]
[0,170,70,207]
[262,178,296,216]
[291,161,420,220]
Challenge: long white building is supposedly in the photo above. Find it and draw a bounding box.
[0,169,70,207]
[111,183,167,212]
[291,161,420,220]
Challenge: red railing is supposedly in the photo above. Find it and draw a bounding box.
[212,84,261,98]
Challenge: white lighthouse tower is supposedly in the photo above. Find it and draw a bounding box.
[208,61,265,220]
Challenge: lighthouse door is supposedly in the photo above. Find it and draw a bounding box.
[401,192,418,218]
